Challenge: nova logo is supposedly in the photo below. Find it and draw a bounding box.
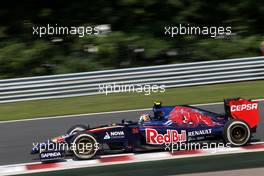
[231,103,258,112]
[104,131,125,140]
[110,131,124,136]
[146,128,186,144]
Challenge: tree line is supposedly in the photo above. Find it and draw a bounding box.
[0,0,263,78]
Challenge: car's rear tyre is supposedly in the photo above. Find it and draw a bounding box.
[71,132,99,160]
[224,120,251,147]
[67,125,88,135]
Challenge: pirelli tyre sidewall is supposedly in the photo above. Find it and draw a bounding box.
[224,120,251,147]
[67,125,88,135]
[71,132,98,160]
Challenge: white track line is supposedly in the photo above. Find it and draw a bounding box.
[0,99,263,124]
[0,102,222,124]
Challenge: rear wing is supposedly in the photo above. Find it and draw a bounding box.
[224,98,260,128]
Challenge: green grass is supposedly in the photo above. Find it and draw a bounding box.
[0,80,263,121]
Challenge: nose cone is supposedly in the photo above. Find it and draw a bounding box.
[31,140,50,154]
[31,143,40,154]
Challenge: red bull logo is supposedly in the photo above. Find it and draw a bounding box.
[146,128,187,144]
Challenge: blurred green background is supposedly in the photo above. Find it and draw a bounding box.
[0,0,263,79]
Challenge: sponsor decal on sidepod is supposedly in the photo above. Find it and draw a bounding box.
[146,128,187,144]
[104,131,125,140]
[188,129,212,137]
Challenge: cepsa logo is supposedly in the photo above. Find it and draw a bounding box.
[231,103,258,112]
[146,128,187,144]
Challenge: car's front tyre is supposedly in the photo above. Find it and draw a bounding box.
[70,132,99,160]
[67,124,88,135]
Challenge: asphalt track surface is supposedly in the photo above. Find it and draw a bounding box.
[0,101,263,165]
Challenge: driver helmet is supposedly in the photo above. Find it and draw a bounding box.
[153,101,164,120]
[139,113,151,123]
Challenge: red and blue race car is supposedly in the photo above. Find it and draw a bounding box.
[31,98,260,161]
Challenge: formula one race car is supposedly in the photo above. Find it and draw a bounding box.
[31,98,260,161]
